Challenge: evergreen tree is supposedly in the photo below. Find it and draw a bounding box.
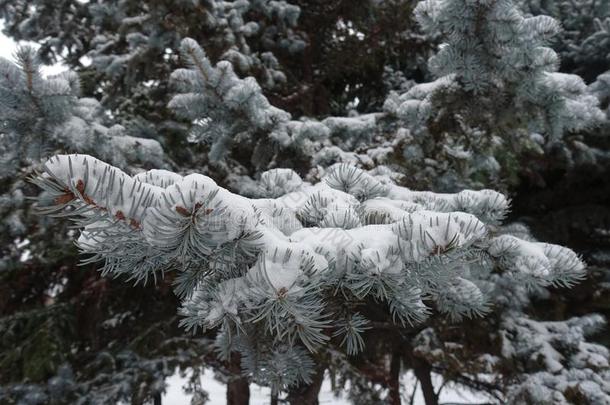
[0,50,210,405]
[0,0,608,404]
[383,0,604,190]
[519,0,610,81]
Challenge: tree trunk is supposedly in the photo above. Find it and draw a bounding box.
[286,367,325,405]
[227,376,250,405]
[153,392,162,405]
[227,353,250,405]
[413,358,438,405]
[388,351,402,405]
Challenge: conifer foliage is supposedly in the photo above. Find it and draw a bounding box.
[32,154,588,394]
[0,0,609,403]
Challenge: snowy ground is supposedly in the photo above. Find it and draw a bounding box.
[163,368,494,404]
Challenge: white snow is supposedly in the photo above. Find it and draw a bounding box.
[162,368,494,404]
[0,22,68,76]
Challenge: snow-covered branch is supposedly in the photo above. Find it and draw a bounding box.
[33,154,586,390]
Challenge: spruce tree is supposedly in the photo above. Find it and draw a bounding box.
[0,0,609,404]
[0,49,209,405]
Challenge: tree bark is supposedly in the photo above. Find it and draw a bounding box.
[413,358,438,405]
[388,351,402,405]
[227,353,250,405]
[286,367,325,405]
[153,392,162,405]
[227,376,250,405]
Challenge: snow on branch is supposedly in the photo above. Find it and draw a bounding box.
[503,314,610,403]
[169,38,379,166]
[33,154,586,390]
[386,0,604,140]
[0,46,164,175]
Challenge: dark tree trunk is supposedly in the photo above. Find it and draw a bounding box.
[153,392,162,405]
[413,358,438,405]
[227,353,250,405]
[286,367,325,405]
[388,351,402,405]
[227,376,250,405]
